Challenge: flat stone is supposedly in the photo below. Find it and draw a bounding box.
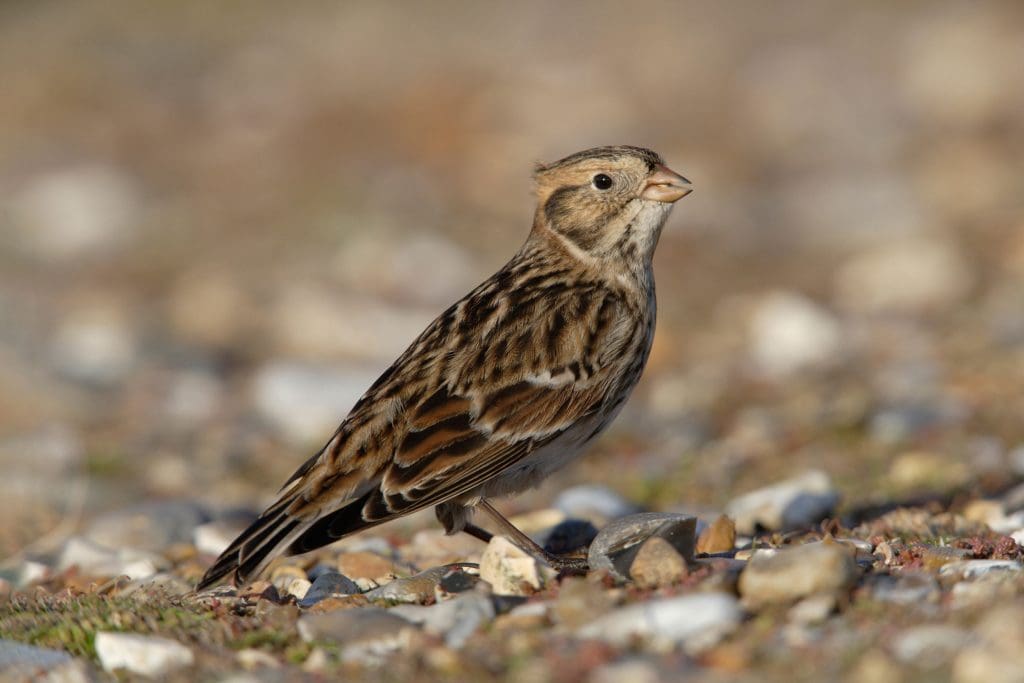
[298,571,362,607]
[696,515,737,554]
[479,536,541,596]
[588,513,697,581]
[577,593,743,653]
[0,639,92,682]
[365,564,472,604]
[629,537,688,589]
[336,551,397,582]
[390,590,496,648]
[95,632,193,677]
[725,470,839,534]
[738,540,860,609]
[939,559,1024,580]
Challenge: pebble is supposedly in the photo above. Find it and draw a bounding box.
[479,535,541,596]
[391,590,496,648]
[84,501,210,553]
[725,470,839,534]
[0,639,93,682]
[235,648,280,670]
[365,564,471,604]
[749,290,844,376]
[868,572,939,605]
[541,518,599,554]
[588,513,697,581]
[193,520,245,557]
[787,594,836,625]
[298,571,361,607]
[94,632,194,677]
[297,607,415,643]
[629,536,688,589]
[336,551,398,582]
[251,360,381,444]
[939,559,1024,580]
[50,302,138,386]
[588,658,662,683]
[577,592,743,653]
[554,485,642,523]
[552,576,617,629]
[696,515,737,554]
[738,540,859,609]
[892,625,971,664]
[57,536,163,580]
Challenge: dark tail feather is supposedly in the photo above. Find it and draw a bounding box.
[287,489,382,555]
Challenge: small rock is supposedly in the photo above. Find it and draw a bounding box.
[738,540,859,609]
[193,520,245,557]
[555,485,642,522]
[725,470,839,534]
[696,515,737,554]
[283,578,312,601]
[868,572,939,605]
[577,593,743,653]
[629,537,688,589]
[436,566,480,599]
[406,529,482,567]
[552,576,617,629]
[390,590,496,648]
[892,625,971,665]
[749,290,844,376]
[588,658,662,683]
[939,559,1024,580]
[336,551,397,582]
[920,545,972,571]
[541,518,599,555]
[365,564,470,604]
[95,632,193,677]
[85,501,210,552]
[298,571,362,607]
[588,513,697,581]
[0,639,93,682]
[236,648,280,670]
[57,536,162,580]
[787,594,836,625]
[479,536,541,596]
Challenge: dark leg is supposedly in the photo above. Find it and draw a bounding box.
[462,523,493,544]
[477,499,589,572]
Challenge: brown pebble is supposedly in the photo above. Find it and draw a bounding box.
[697,515,737,555]
[336,551,397,581]
[629,536,688,589]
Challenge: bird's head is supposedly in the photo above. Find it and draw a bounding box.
[532,145,690,263]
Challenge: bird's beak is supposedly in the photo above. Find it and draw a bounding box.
[641,164,692,203]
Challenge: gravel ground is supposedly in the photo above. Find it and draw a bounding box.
[2,2,1024,681]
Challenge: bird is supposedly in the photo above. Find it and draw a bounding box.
[197,145,691,590]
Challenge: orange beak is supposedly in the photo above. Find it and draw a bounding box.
[641,164,692,203]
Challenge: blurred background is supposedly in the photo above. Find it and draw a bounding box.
[1,0,1023,559]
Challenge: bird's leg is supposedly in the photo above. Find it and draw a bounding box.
[462,523,493,544]
[477,499,589,573]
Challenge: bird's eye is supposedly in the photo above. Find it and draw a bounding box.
[592,173,613,190]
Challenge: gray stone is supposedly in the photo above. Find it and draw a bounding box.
[738,541,860,608]
[868,572,939,605]
[365,564,471,604]
[749,290,844,376]
[0,639,93,682]
[94,632,193,677]
[939,559,1024,580]
[577,592,742,653]
[298,571,362,607]
[297,607,415,643]
[390,590,496,648]
[49,303,138,387]
[57,537,163,580]
[588,513,697,581]
[555,485,641,522]
[892,625,971,664]
[542,518,599,554]
[84,501,210,552]
[725,470,839,534]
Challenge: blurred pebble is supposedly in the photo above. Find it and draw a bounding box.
[235,648,280,670]
[57,536,163,580]
[365,565,468,604]
[193,520,245,557]
[391,589,496,649]
[588,513,696,581]
[834,238,973,314]
[552,576,617,629]
[577,593,742,653]
[867,573,939,605]
[297,608,416,663]
[952,605,1024,683]
[749,291,844,376]
[479,536,541,596]
[939,560,1023,580]
[892,625,971,665]
[50,301,138,387]
[0,639,93,682]
[336,551,397,582]
[85,501,210,552]
[588,658,661,683]
[738,541,859,609]
[554,485,641,523]
[95,632,193,677]
[541,518,598,555]
[725,470,839,535]
[889,451,971,492]
[251,360,380,444]
[9,164,138,261]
